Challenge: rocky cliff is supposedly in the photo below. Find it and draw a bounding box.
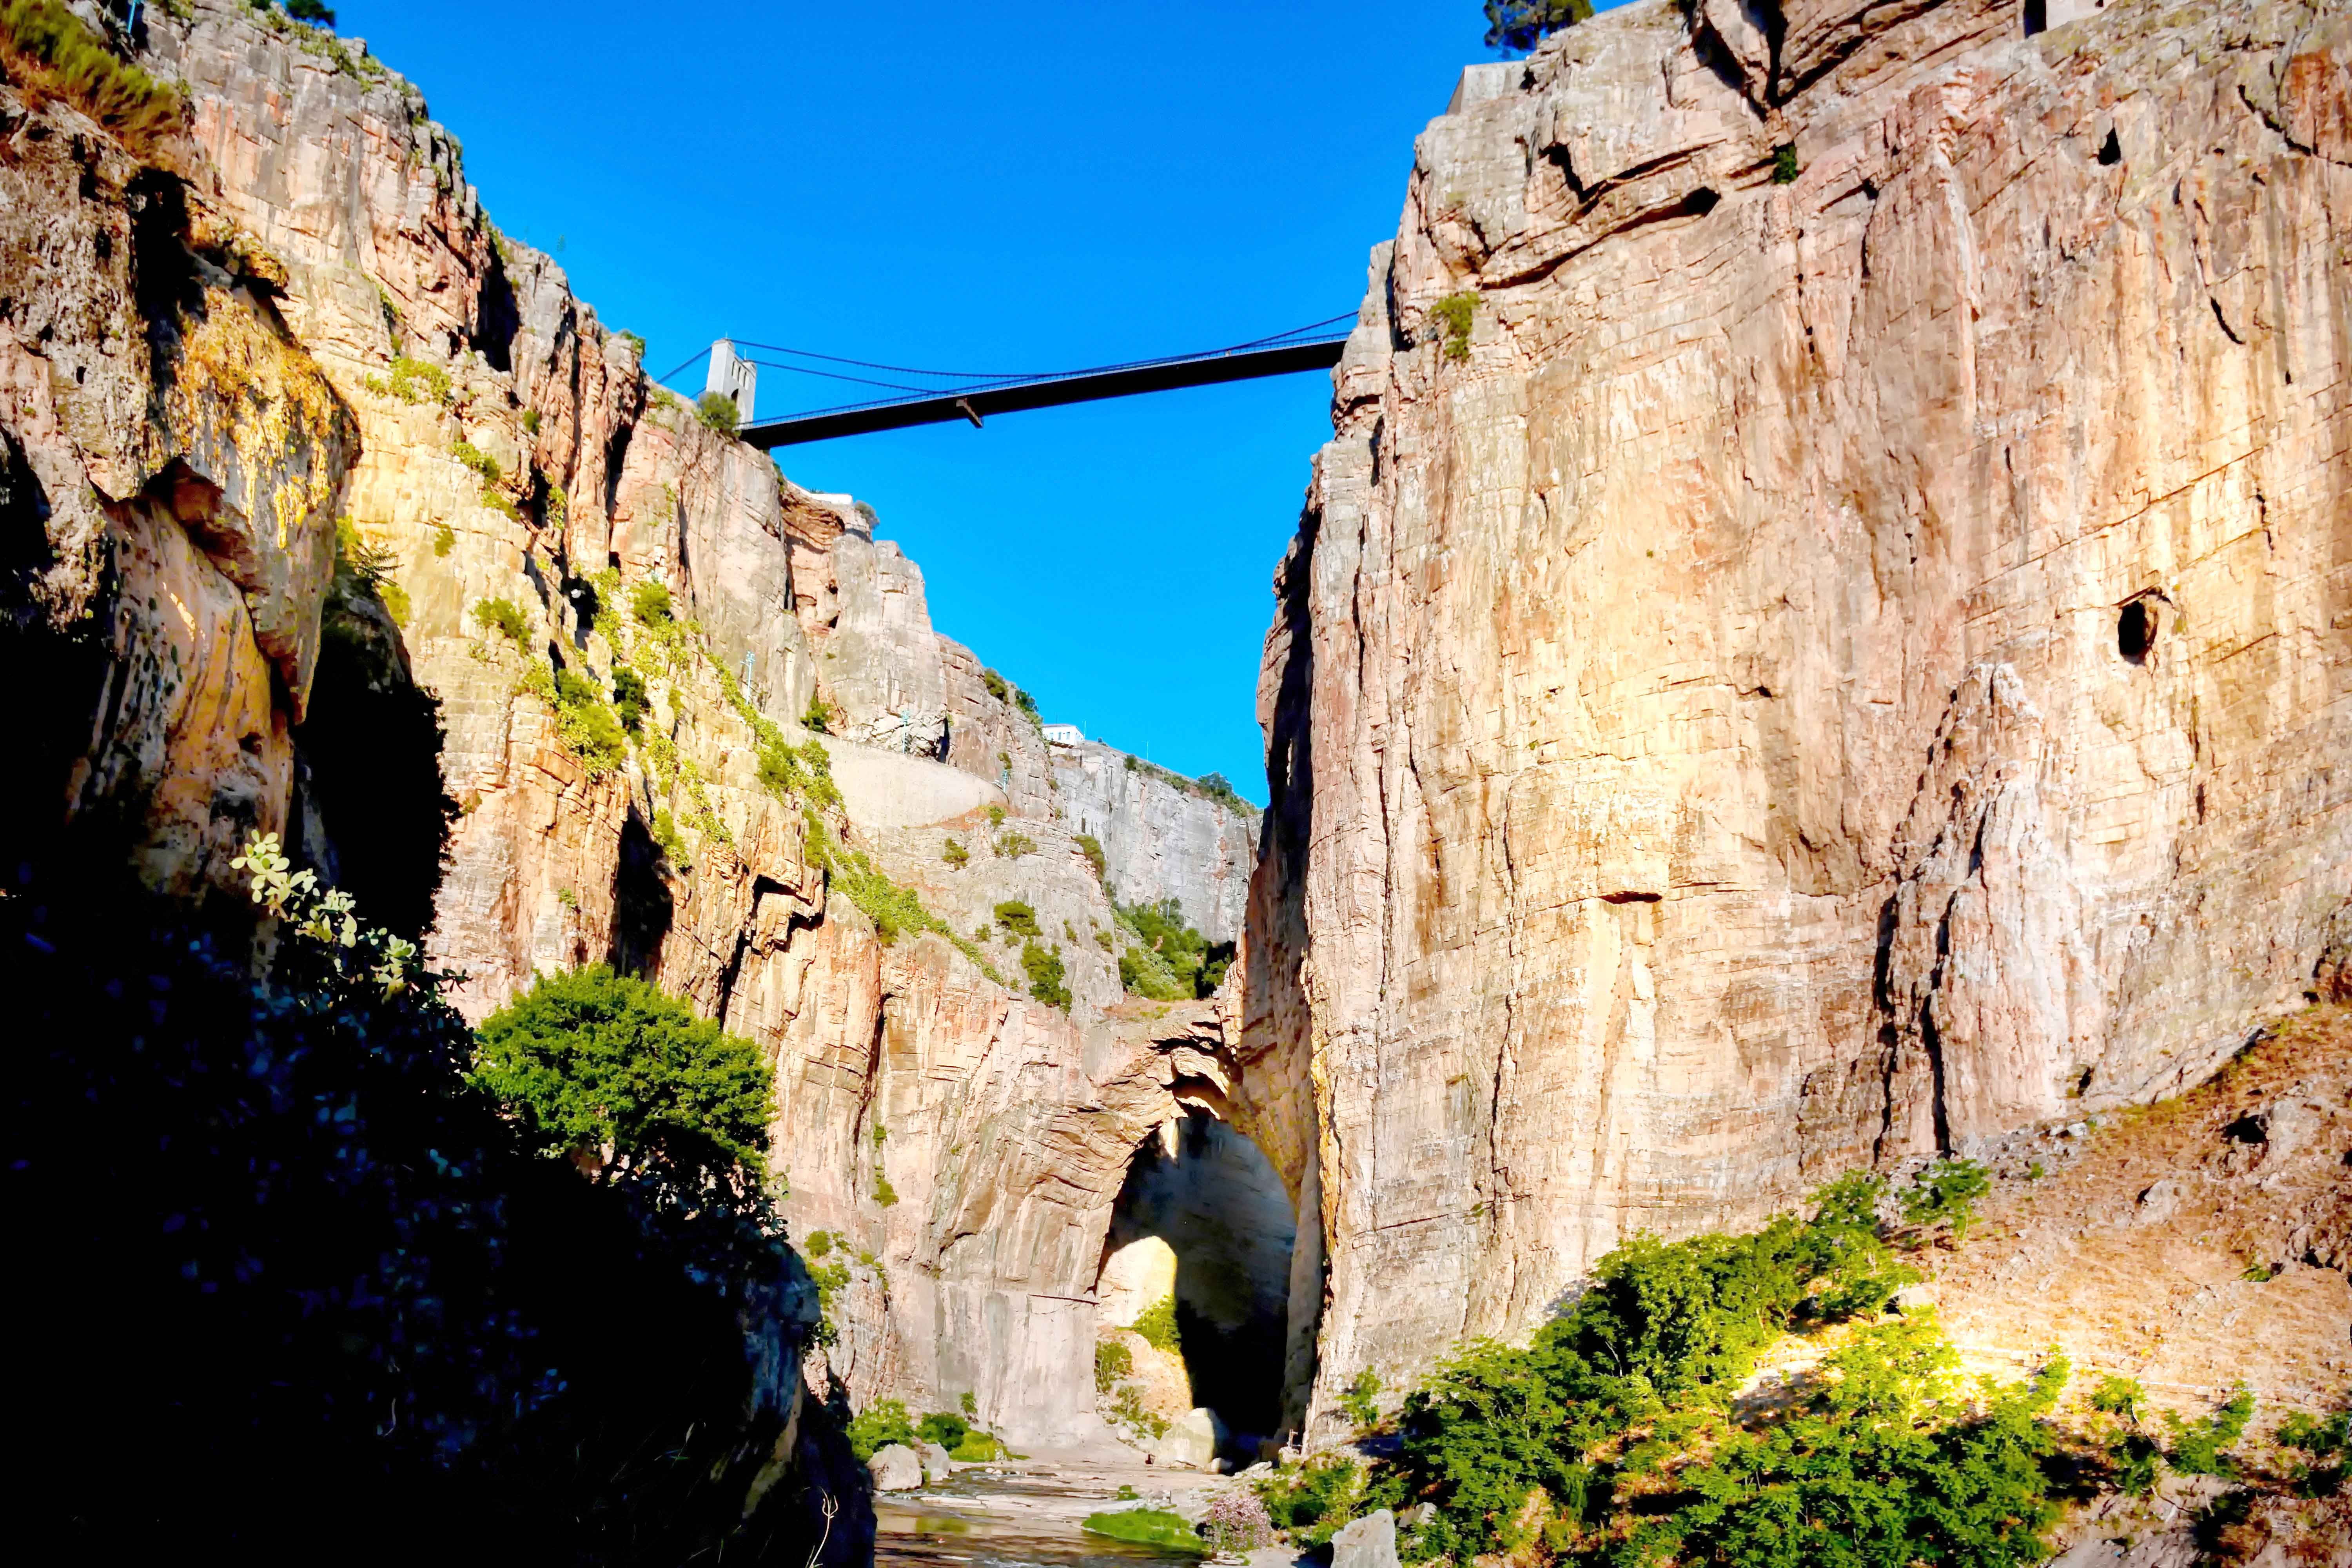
[1252,0,2352,1435]
[7,0,1266,1456]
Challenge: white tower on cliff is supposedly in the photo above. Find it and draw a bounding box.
[704,339,756,423]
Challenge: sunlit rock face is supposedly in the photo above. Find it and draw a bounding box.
[1252,0,2352,1437]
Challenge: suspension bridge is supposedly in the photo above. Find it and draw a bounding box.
[654,313,1358,448]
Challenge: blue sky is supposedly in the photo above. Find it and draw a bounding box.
[334,1,1530,802]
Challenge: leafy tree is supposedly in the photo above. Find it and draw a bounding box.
[1483,0,1592,51]
[470,965,773,1188]
[1097,1338,1134,1390]
[696,390,740,435]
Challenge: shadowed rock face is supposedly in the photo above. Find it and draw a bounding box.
[14,0,1272,1455]
[1252,0,2352,1437]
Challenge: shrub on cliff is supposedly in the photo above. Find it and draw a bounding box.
[1021,940,1070,1011]
[1898,1156,1991,1244]
[697,391,740,436]
[473,595,530,649]
[1075,833,1107,882]
[994,900,1039,938]
[1482,0,1591,52]
[470,965,773,1188]
[1133,1294,1181,1354]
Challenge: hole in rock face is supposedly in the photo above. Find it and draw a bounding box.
[2118,598,2156,663]
[1098,1113,1294,1452]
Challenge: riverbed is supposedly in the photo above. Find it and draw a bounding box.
[874,1459,1228,1568]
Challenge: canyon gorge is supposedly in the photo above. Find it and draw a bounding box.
[6,0,2352,1554]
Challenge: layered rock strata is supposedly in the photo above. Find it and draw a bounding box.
[1253,0,2352,1434]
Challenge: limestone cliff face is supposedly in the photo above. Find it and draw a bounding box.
[1254,0,2352,1435]
[10,0,1268,1452]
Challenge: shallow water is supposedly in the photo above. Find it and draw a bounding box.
[875,1468,1207,1568]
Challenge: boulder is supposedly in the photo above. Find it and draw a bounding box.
[1330,1510,1399,1568]
[868,1443,924,1492]
[919,1441,954,1482]
[1153,1407,1226,1470]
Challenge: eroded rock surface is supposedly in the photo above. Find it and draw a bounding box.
[1253,0,2352,1433]
[11,0,1268,1457]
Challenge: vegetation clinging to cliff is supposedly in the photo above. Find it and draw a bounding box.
[1,0,184,157]
[1247,1174,2105,1568]
[470,965,774,1185]
[1482,0,1591,52]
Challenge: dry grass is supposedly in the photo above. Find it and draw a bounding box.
[1,0,184,160]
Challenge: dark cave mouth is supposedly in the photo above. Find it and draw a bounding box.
[1098,1112,1296,1449]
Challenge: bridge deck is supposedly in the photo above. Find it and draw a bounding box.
[739,336,1349,449]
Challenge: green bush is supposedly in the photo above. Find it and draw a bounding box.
[432,521,455,557]
[950,1430,1010,1462]
[696,392,740,436]
[631,580,674,626]
[2278,1409,2350,1497]
[917,1412,969,1451]
[1482,0,1592,51]
[803,695,834,734]
[982,668,1010,702]
[451,440,502,486]
[994,901,1039,938]
[1113,897,1232,1000]
[1899,1158,1991,1242]
[287,0,336,24]
[1256,1454,1370,1546]
[615,329,646,361]
[473,596,530,649]
[1096,1337,1134,1391]
[942,838,969,869]
[847,1399,915,1463]
[1021,941,1069,1011]
[1433,292,1477,363]
[2166,1387,2256,1476]
[995,831,1037,858]
[1075,833,1107,882]
[1082,1509,1205,1554]
[550,668,627,776]
[873,1171,899,1208]
[470,965,771,1180]
[1341,1368,1383,1428]
[1,0,184,156]
[650,808,690,870]
[611,667,648,735]
[1654,1322,2065,1568]
[1133,1294,1180,1355]
[1772,141,1800,184]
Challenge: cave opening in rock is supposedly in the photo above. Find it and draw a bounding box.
[1096,1112,1296,1455]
